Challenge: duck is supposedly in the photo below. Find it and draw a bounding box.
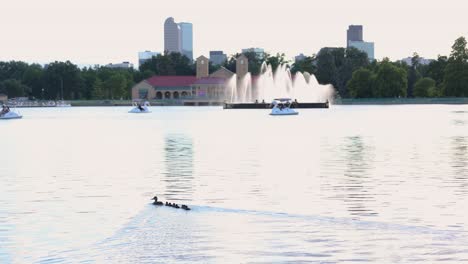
[181,204,191,211]
[151,196,164,206]
[174,203,180,209]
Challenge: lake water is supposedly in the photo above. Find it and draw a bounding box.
[1,105,468,263]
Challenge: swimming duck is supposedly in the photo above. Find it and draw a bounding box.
[181,205,191,211]
[152,196,163,206]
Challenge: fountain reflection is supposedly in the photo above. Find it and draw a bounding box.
[163,134,194,201]
[341,136,377,217]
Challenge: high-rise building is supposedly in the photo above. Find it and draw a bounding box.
[164,17,193,60]
[209,51,227,66]
[164,17,181,54]
[138,51,161,67]
[347,25,363,44]
[242,48,265,59]
[346,25,374,61]
[348,41,375,61]
[179,22,193,60]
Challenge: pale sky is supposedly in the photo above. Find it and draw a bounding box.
[1,0,467,67]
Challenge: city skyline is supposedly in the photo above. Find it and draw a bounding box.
[1,0,467,66]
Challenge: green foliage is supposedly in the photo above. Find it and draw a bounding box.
[91,78,105,99]
[406,52,422,97]
[139,52,195,76]
[315,47,368,98]
[290,55,317,75]
[444,37,468,97]
[413,77,436,97]
[374,61,407,98]
[347,68,375,98]
[0,79,31,98]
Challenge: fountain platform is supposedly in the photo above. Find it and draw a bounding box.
[223,101,329,109]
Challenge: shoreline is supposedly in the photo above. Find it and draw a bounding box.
[4,97,468,107]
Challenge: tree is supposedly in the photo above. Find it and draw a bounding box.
[406,52,422,97]
[413,77,436,97]
[43,61,83,100]
[374,59,407,98]
[91,78,105,99]
[139,52,195,76]
[104,73,127,99]
[444,37,468,97]
[291,55,317,75]
[347,68,375,98]
[0,79,31,98]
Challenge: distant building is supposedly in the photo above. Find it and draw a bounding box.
[346,25,374,61]
[400,57,433,66]
[131,55,251,102]
[164,17,193,60]
[209,51,227,65]
[138,51,161,67]
[164,17,181,54]
[105,62,133,69]
[295,53,306,62]
[348,41,375,61]
[179,22,193,60]
[347,25,363,43]
[242,47,265,59]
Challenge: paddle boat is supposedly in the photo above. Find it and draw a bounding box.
[269,98,298,116]
[0,105,22,120]
[129,101,151,113]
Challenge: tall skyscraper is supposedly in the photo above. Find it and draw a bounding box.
[346,25,374,61]
[164,17,193,60]
[164,17,181,54]
[179,22,193,61]
[347,25,363,45]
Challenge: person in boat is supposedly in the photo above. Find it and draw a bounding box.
[137,103,144,111]
[0,105,9,116]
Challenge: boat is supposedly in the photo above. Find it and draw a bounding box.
[269,98,299,116]
[0,106,22,119]
[129,101,151,113]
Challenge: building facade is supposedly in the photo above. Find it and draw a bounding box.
[209,51,227,66]
[105,62,133,69]
[347,25,363,44]
[138,51,161,67]
[348,41,375,61]
[131,55,240,102]
[179,22,193,60]
[346,25,374,61]
[164,17,181,53]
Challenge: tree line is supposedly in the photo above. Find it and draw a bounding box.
[1,37,467,100]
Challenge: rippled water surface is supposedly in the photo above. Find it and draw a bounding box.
[1,105,468,263]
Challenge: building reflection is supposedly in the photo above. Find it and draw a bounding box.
[163,133,194,201]
[450,136,468,195]
[341,136,377,217]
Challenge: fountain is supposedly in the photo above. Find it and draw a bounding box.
[224,61,334,109]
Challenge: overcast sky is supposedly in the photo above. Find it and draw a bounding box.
[1,0,467,66]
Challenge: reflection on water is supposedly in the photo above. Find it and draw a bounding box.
[342,136,377,217]
[163,134,194,201]
[1,105,468,263]
[451,136,468,194]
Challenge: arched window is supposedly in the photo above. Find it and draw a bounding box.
[164,91,171,99]
[173,91,180,99]
[156,92,163,99]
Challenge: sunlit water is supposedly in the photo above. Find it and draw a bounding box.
[1,105,468,263]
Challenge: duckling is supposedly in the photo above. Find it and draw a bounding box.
[151,196,163,206]
[165,201,170,206]
[174,204,180,209]
[181,205,191,211]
